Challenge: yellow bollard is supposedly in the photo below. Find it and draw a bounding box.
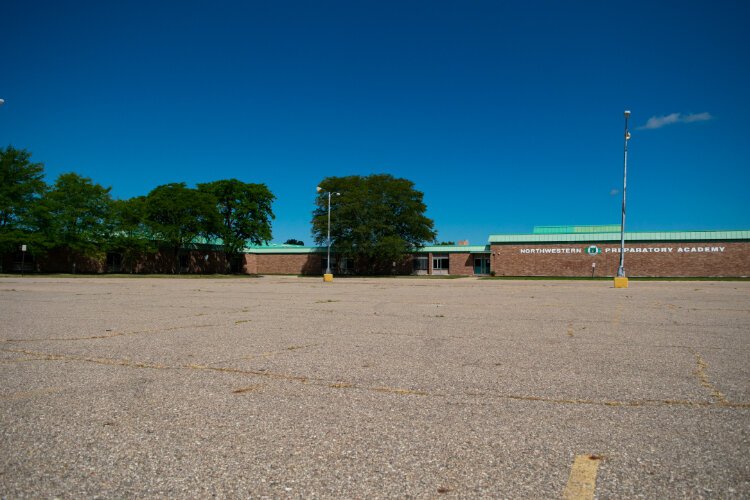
[614,277,629,288]
[323,273,333,282]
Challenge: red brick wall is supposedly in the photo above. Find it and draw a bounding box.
[253,254,323,275]
[243,254,258,274]
[490,241,750,277]
[449,253,474,275]
[248,253,414,276]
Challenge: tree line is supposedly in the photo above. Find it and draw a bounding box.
[1,146,275,273]
[2,146,440,275]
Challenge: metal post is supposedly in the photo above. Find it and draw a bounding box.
[326,191,332,274]
[617,110,631,277]
[317,186,340,279]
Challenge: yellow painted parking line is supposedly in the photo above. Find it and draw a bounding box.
[1,387,64,400]
[563,454,602,500]
[612,303,623,326]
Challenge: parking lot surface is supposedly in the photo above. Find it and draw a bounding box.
[1,276,748,497]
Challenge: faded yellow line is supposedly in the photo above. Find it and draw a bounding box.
[3,348,748,408]
[232,384,262,394]
[0,348,169,369]
[1,323,224,343]
[612,303,623,326]
[563,454,602,500]
[1,387,65,400]
[373,386,428,396]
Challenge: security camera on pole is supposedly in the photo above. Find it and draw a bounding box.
[317,186,340,282]
[614,110,631,289]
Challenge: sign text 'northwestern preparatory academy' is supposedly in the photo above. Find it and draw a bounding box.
[518,246,726,255]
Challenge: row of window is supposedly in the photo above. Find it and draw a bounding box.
[413,254,491,273]
[413,255,450,270]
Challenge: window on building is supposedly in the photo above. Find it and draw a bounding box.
[413,256,428,271]
[432,254,449,270]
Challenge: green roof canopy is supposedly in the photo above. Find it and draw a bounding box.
[533,224,621,234]
[244,244,326,254]
[416,245,490,253]
[489,230,750,244]
[217,225,750,253]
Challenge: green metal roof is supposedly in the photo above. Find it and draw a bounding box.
[489,230,750,244]
[533,224,621,234]
[237,225,750,252]
[416,245,490,253]
[246,244,492,254]
[244,244,325,254]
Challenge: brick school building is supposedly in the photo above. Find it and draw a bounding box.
[243,225,750,278]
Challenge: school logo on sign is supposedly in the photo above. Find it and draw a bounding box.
[585,245,600,255]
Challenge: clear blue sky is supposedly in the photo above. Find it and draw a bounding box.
[2,0,749,245]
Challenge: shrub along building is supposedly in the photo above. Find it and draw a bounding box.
[242,225,750,278]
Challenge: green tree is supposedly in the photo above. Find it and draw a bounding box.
[144,183,218,273]
[35,172,113,255]
[0,146,47,254]
[197,179,275,269]
[284,238,304,246]
[108,196,154,272]
[312,174,436,274]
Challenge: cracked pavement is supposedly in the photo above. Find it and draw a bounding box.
[1,276,748,497]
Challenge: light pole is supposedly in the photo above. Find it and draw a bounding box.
[616,110,631,286]
[317,186,340,278]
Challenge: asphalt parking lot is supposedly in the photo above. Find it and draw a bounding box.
[1,276,748,498]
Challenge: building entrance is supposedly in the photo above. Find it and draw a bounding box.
[473,255,491,275]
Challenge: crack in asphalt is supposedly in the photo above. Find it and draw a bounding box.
[0,323,233,343]
[3,347,748,408]
[691,350,729,405]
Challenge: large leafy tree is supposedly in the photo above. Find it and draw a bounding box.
[143,183,218,272]
[197,179,275,264]
[0,146,47,254]
[108,196,154,272]
[312,174,436,274]
[35,172,113,255]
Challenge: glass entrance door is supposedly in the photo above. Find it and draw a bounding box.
[473,256,490,275]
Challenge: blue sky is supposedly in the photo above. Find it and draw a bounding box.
[2,0,749,245]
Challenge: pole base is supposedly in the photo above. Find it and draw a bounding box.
[323,273,333,282]
[614,277,629,288]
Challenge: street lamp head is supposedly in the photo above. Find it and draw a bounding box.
[335,192,341,196]
[316,186,322,193]
[624,110,631,117]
